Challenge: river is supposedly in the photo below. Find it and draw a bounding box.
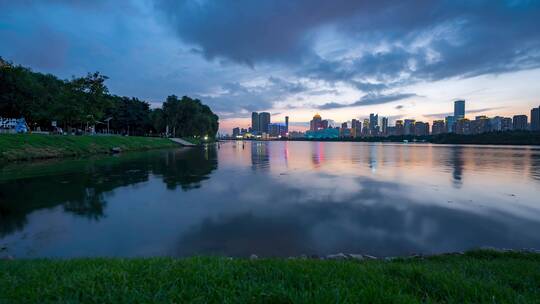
[1,141,539,258]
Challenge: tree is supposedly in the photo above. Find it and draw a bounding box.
[162,95,219,139]
[1,59,219,137]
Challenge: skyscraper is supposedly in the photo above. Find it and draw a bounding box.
[395,120,404,136]
[285,116,289,133]
[369,113,378,133]
[445,116,456,133]
[512,115,527,130]
[404,119,415,135]
[454,100,465,120]
[259,112,271,133]
[531,106,540,131]
[362,119,370,136]
[351,119,361,138]
[251,112,260,133]
[381,117,388,136]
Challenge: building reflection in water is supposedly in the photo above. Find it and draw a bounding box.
[311,142,325,169]
[251,141,270,171]
[2,142,540,258]
[450,146,464,188]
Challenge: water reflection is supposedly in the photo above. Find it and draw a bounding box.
[251,142,270,171]
[451,146,464,188]
[0,147,218,237]
[1,142,540,258]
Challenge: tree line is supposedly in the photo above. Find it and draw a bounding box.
[0,57,219,138]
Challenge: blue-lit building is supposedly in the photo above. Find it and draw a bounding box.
[306,128,339,139]
[454,100,465,120]
[267,123,287,137]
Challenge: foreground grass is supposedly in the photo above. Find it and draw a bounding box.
[0,134,177,161]
[1,250,539,303]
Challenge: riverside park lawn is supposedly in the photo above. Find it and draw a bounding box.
[0,134,177,161]
[0,250,539,303]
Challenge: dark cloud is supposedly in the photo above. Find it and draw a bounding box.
[153,0,385,66]
[318,93,418,110]
[155,0,540,90]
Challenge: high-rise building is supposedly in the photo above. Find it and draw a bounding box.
[351,119,361,138]
[432,120,445,135]
[259,112,271,133]
[395,120,404,136]
[513,115,528,130]
[471,116,490,134]
[454,100,465,120]
[369,113,378,133]
[490,116,501,131]
[232,127,240,138]
[321,120,329,129]
[531,107,540,131]
[404,119,415,135]
[445,116,455,133]
[341,122,348,129]
[362,119,370,136]
[502,117,512,131]
[285,116,289,133]
[268,123,287,137]
[455,118,471,135]
[414,122,429,136]
[310,113,322,131]
[251,112,260,133]
[381,117,388,136]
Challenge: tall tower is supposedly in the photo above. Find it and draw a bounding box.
[369,113,378,131]
[381,117,388,136]
[454,100,465,120]
[259,112,271,133]
[251,112,260,133]
[531,106,540,131]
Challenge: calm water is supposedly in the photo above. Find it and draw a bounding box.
[1,141,540,258]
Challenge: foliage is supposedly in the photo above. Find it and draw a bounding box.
[0,59,218,137]
[162,95,219,139]
[1,250,539,303]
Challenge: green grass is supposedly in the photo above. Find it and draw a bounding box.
[1,250,539,303]
[0,134,177,162]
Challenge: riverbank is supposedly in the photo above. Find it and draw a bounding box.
[1,250,539,303]
[278,130,540,145]
[0,134,178,162]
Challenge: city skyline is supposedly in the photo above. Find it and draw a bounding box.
[1,1,540,134]
[229,101,540,138]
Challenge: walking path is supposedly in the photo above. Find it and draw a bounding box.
[169,138,196,147]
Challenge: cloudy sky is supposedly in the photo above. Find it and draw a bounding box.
[1,0,540,133]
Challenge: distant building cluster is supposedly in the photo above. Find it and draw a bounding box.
[232,112,289,139]
[303,101,540,139]
[226,102,540,140]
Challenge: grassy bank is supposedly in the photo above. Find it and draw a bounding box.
[1,250,539,303]
[0,134,177,162]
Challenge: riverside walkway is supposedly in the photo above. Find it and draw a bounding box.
[169,138,196,147]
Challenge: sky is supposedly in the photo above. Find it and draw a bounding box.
[1,0,540,134]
